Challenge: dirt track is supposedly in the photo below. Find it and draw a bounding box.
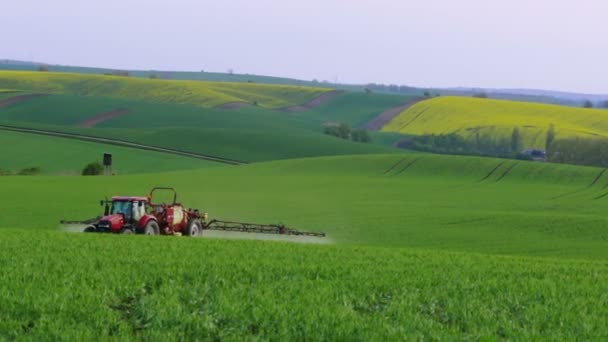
[281,90,342,112]
[0,93,48,109]
[362,98,425,131]
[0,124,245,165]
[78,108,130,128]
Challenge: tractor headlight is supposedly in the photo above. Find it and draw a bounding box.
[203,213,209,221]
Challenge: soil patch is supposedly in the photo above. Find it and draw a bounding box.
[216,102,252,110]
[362,98,425,131]
[0,93,48,109]
[78,108,130,128]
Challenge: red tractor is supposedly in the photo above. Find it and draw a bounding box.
[83,187,205,236]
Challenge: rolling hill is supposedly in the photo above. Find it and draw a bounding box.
[382,96,608,149]
[0,71,330,109]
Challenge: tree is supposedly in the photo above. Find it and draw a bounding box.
[473,92,488,99]
[82,162,104,176]
[423,91,431,97]
[37,65,49,72]
[546,124,555,150]
[602,101,608,109]
[351,129,371,143]
[510,127,522,152]
[583,100,594,108]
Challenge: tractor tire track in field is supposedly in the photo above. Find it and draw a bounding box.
[0,93,48,109]
[281,90,342,112]
[391,157,422,177]
[478,161,506,182]
[362,98,426,131]
[594,192,608,200]
[495,162,519,182]
[551,168,608,200]
[397,108,430,131]
[381,157,409,175]
[78,108,130,128]
[0,124,245,165]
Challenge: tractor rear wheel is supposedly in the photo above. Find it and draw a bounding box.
[143,220,160,235]
[185,219,202,237]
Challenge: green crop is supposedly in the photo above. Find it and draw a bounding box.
[2,154,608,259]
[0,230,606,340]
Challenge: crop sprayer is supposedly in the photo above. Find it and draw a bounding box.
[61,187,326,238]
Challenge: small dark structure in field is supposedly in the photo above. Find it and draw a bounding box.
[520,149,547,162]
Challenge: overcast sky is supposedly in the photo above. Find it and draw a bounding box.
[1,0,607,93]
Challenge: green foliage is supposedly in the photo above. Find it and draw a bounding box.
[17,167,41,175]
[583,100,594,108]
[0,230,606,339]
[324,123,351,140]
[549,137,608,167]
[473,92,488,98]
[546,124,555,150]
[510,127,522,152]
[351,129,371,143]
[399,133,514,157]
[324,123,372,143]
[81,161,104,176]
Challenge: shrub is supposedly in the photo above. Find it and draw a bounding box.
[82,162,104,176]
[18,167,41,175]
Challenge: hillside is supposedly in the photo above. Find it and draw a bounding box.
[382,96,608,149]
[0,71,330,109]
[0,82,404,162]
[0,130,219,174]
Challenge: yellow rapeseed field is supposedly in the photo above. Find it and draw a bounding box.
[383,96,608,148]
[0,71,330,109]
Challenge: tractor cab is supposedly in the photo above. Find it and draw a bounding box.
[107,196,149,222]
[95,196,151,233]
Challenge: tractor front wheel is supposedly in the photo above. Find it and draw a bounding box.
[185,219,202,237]
[143,220,160,236]
[83,225,96,233]
[122,229,134,234]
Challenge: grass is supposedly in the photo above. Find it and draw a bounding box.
[0,71,330,109]
[2,153,608,259]
[0,130,219,175]
[1,229,606,340]
[382,96,608,148]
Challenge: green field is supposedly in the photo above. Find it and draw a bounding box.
[0,90,403,162]
[383,96,608,148]
[0,71,330,109]
[0,130,218,174]
[2,154,608,338]
[1,229,606,340]
[3,154,608,259]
